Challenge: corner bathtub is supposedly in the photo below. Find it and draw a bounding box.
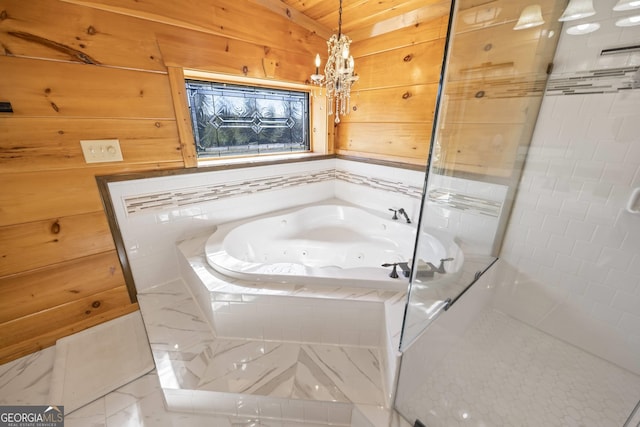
[205,203,455,290]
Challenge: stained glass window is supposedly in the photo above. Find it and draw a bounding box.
[186,80,310,158]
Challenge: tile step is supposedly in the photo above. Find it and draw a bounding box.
[153,337,389,425]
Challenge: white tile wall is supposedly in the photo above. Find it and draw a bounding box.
[108,159,335,292]
[109,156,506,298]
[498,93,640,373]
[423,174,508,255]
[497,0,640,375]
[334,159,425,221]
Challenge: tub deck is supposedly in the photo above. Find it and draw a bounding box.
[204,203,428,290]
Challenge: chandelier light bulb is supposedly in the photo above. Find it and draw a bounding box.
[315,54,321,74]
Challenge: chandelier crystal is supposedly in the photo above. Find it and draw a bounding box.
[310,0,359,123]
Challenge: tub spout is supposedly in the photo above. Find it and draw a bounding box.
[398,208,411,223]
[389,208,411,223]
[397,262,411,278]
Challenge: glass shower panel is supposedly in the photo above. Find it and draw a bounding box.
[399,0,564,349]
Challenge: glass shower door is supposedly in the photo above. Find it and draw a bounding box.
[398,0,564,350]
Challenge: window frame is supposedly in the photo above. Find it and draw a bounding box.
[168,67,328,168]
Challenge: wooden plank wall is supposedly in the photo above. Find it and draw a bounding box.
[0,0,326,364]
[433,0,564,178]
[335,14,450,166]
[1,0,561,364]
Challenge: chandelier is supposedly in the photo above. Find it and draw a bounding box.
[310,0,359,123]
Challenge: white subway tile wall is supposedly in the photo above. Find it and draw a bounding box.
[499,0,640,375]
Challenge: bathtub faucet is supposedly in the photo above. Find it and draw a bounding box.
[398,208,411,224]
[396,258,455,279]
[382,262,412,279]
[389,208,411,223]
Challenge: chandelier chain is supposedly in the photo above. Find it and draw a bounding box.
[338,0,343,38]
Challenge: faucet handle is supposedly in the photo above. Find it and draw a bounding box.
[437,257,454,272]
[388,208,399,220]
[397,262,411,277]
[381,263,399,278]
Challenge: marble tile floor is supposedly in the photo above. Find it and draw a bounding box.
[137,279,401,425]
[0,311,410,427]
[139,279,384,402]
[0,348,364,427]
[0,273,411,426]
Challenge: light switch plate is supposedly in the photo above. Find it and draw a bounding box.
[80,139,123,163]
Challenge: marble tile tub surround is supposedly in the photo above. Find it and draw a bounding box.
[136,278,407,426]
[176,233,407,408]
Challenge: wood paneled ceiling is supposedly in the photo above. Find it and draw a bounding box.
[271,0,452,41]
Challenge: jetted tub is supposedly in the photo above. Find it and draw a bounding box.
[205,203,460,290]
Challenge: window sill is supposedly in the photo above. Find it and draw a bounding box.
[196,152,331,168]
